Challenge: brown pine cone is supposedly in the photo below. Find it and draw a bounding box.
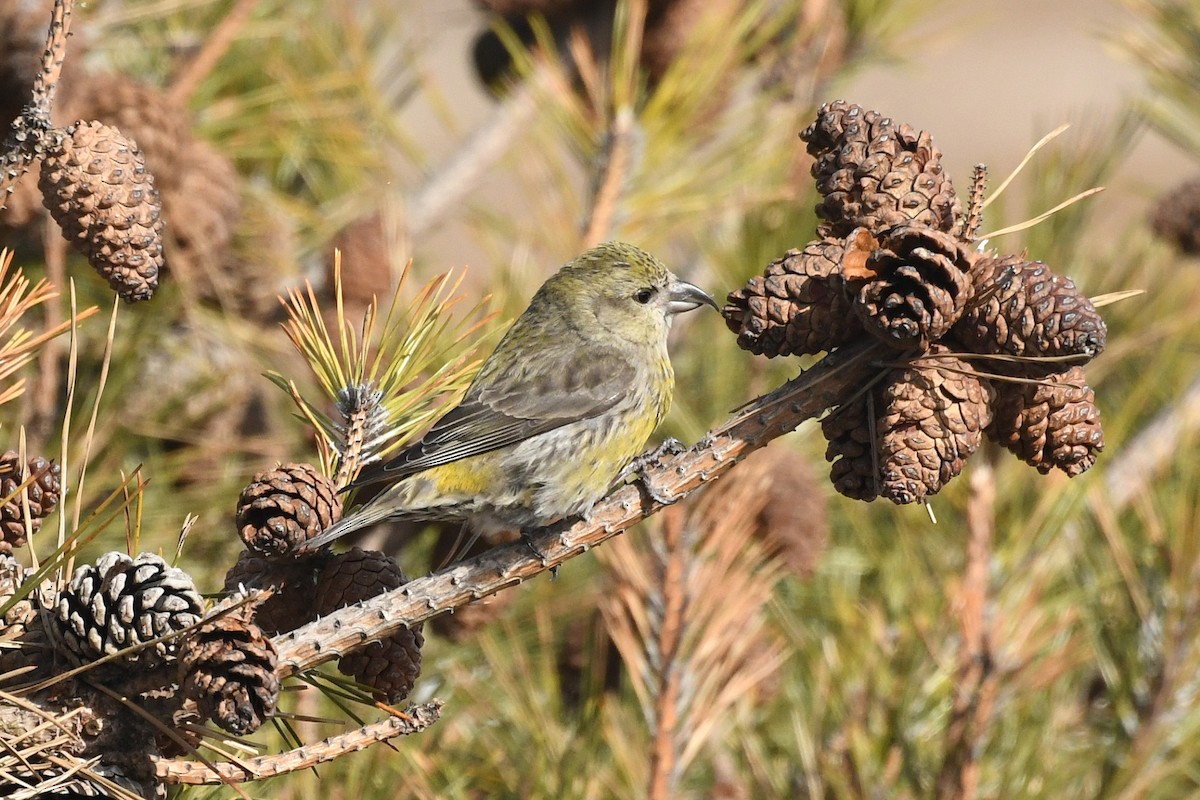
[724,239,861,357]
[1149,174,1200,255]
[45,551,205,669]
[988,366,1103,476]
[313,547,423,701]
[951,254,1106,367]
[800,100,960,238]
[162,137,241,294]
[69,73,192,193]
[822,388,880,502]
[876,349,995,504]
[236,464,342,557]
[221,549,332,635]
[179,602,279,735]
[38,120,164,301]
[851,224,975,351]
[0,450,60,547]
[326,212,396,312]
[337,629,426,703]
[313,547,407,611]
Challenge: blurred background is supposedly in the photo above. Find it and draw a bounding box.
[2,0,1200,797]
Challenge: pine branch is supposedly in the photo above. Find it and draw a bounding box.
[271,339,886,678]
[154,701,442,785]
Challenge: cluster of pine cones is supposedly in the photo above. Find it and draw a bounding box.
[1,1,240,303]
[724,101,1107,504]
[226,463,424,705]
[0,451,423,795]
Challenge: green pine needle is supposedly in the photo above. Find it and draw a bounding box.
[270,254,493,482]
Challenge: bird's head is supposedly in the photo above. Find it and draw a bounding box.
[551,242,717,344]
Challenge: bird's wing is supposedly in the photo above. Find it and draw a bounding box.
[348,344,636,488]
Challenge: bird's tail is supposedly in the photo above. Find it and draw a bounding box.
[299,501,397,553]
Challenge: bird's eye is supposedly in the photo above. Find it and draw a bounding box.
[634,288,654,304]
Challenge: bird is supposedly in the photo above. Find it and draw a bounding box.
[299,242,717,554]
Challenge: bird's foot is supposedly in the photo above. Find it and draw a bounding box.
[618,437,685,485]
[622,437,685,507]
[521,530,551,562]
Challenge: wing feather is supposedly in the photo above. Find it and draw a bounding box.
[349,343,635,488]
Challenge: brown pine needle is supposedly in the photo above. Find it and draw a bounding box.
[981,123,1071,211]
[1090,289,1145,308]
[978,186,1105,240]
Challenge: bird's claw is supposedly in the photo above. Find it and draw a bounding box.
[618,437,686,485]
[620,437,685,507]
[640,476,678,506]
[521,531,551,562]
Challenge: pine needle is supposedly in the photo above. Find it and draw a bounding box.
[981,123,1071,211]
[977,186,1105,240]
[1090,289,1145,308]
[270,256,492,481]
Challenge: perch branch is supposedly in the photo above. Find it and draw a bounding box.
[154,701,442,784]
[272,339,887,677]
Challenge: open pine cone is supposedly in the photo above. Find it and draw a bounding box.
[723,238,860,357]
[739,101,1109,505]
[801,100,961,238]
[45,552,204,670]
[179,601,279,735]
[236,463,342,557]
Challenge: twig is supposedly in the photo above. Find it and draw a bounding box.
[1,0,74,198]
[406,78,541,238]
[27,224,68,447]
[154,701,443,784]
[1101,372,1200,510]
[647,507,686,800]
[272,339,887,677]
[581,105,638,247]
[936,455,998,800]
[168,0,259,105]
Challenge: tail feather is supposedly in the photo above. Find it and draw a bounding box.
[300,502,396,553]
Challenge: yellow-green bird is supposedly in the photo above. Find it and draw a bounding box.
[301,242,716,553]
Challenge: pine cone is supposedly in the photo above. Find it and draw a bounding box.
[179,602,279,735]
[38,120,164,301]
[951,254,1106,367]
[0,450,60,547]
[1149,174,1200,255]
[822,387,880,502]
[724,239,861,357]
[337,629,426,703]
[852,224,975,350]
[222,549,332,635]
[314,548,423,701]
[70,73,192,193]
[0,549,36,629]
[988,366,1103,476]
[800,100,960,238]
[46,551,204,669]
[876,349,995,504]
[236,464,342,557]
[327,212,396,312]
[162,137,241,292]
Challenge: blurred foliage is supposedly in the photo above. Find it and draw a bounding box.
[3,0,1200,797]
